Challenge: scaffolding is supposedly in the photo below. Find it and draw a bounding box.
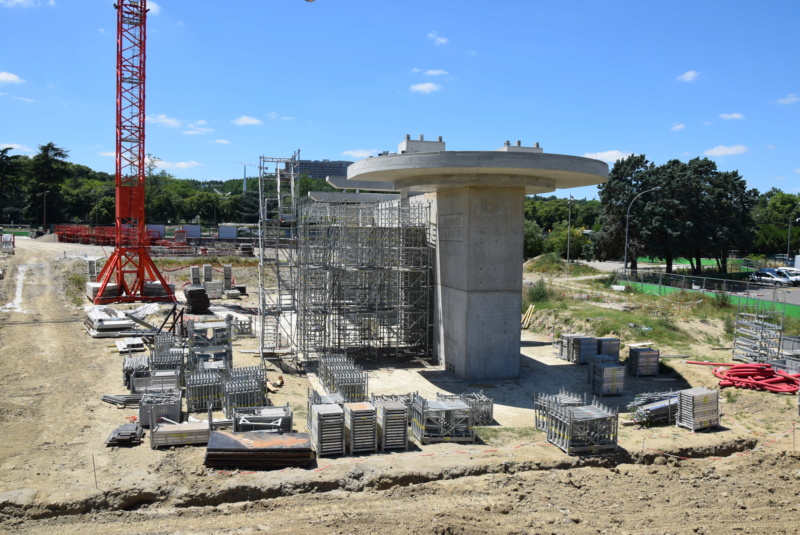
[733,302,784,363]
[295,201,433,362]
[258,152,300,364]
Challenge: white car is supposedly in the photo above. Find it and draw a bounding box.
[777,268,800,286]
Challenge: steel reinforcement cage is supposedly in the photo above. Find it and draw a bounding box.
[295,201,433,361]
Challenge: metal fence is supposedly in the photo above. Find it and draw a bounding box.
[616,270,788,303]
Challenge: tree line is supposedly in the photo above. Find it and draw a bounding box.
[0,142,336,228]
[2,144,798,273]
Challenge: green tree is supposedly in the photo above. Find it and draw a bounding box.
[25,143,71,227]
[0,148,25,224]
[523,219,546,259]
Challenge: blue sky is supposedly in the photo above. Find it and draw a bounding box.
[1,0,798,199]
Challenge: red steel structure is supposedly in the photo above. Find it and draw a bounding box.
[94,0,174,304]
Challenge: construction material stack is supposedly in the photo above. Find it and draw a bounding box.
[232,404,293,434]
[534,389,586,432]
[372,398,408,451]
[204,431,314,470]
[733,303,783,363]
[186,372,224,412]
[436,391,494,426]
[343,402,378,455]
[410,394,474,444]
[138,390,181,428]
[310,403,346,457]
[590,360,625,396]
[150,421,210,449]
[628,347,660,376]
[318,354,369,402]
[676,387,719,431]
[546,399,618,455]
[570,336,599,364]
[596,337,620,358]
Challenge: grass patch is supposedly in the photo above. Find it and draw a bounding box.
[525,253,599,276]
[64,271,87,306]
[522,279,565,312]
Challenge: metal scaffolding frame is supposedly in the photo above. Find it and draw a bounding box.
[295,201,433,361]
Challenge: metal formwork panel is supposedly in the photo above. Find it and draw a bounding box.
[676,387,719,431]
[591,362,625,396]
[534,389,586,432]
[596,337,621,359]
[373,399,408,451]
[186,372,224,412]
[139,390,182,428]
[344,402,377,455]
[150,422,210,449]
[547,400,618,455]
[310,403,345,457]
[628,347,660,377]
[410,394,474,444]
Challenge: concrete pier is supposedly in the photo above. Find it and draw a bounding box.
[346,137,608,380]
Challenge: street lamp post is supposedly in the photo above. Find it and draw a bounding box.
[566,195,574,273]
[624,187,661,273]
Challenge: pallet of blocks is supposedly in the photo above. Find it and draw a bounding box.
[372,399,408,451]
[590,360,625,396]
[546,400,618,455]
[150,419,210,449]
[344,402,378,455]
[676,387,719,431]
[534,389,587,432]
[233,404,293,434]
[310,403,346,457]
[628,347,660,376]
[410,394,474,444]
[204,431,314,470]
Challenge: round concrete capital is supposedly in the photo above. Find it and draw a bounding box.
[347,151,608,194]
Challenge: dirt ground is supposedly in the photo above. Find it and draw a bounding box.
[1,237,800,534]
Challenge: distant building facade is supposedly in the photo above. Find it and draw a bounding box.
[286,160,353,180]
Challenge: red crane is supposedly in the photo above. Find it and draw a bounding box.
[94,0,174,304]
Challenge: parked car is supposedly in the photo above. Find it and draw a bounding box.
[776,268,800,286]
[749,268,793,287]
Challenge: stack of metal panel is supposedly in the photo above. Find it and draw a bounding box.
[190,265,201,285]
[203,264,213,283]
[139,390,182,428]
[633,395,679,427]
[233,404,293,434]
[557,334,580,361]
[371,393,414,418]
[591,361,625,396]
[587,354,619,383]
[436,391,494,426]
[105,423,145,446]
[628,347,660,377]
[184,286,211,314]
[318,354,369,402]
[307,388,345,430]
[186,372,224,412]
[596,337,621,359]
[223,378,266,415]
[204,431,315,470]
[150,421,210,449]
[101,393,142,408]
[223,264,233,291]
[546,400,618,454]
[122,354,148,388]
[310,403,346,457]
[129,369,181,394]
[229,366,265,383]
[150,348,184,372]
[569,336,598,364]
[410,394,474,444]
[534,389,586,431]
[344,402,377,455]
[372,398,408,451]
[676,387,719,431]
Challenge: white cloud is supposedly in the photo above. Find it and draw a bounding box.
[267,111,294,121]
[0,0,37,6]
[410,82,441,94]
[183,120,213,135]
[155,160,202,170]
[670,124,685,132]
[0,72,24,84]
[212,139,231,144]
[98,151,115,157]
[423,69,448,76]
[0,92,33,103]
[766,145,776,150]
[778,93,799,105]
[97,28,106,34]
[774,177,786,180]
[677,70,699,82]
[0,143,33,152]
[719,112,744,120]
[342,149,378,159]
[232,115,262,126]
[796,169,800,174]
[281,116,295,121]
[146,113,181,127]
[703,144,748,157]
[148,1,160,15]
[583,150,633,163]
[427,31,448,46]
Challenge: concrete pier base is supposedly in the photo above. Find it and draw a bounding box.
[435,186,523,380]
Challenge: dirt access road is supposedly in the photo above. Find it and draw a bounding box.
[1,237,800,534]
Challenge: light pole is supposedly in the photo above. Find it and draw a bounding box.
[624,186,661,273]
[788,208,800,265]
[566,195,574,272]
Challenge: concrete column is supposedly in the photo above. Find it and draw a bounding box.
[435,186,524,380]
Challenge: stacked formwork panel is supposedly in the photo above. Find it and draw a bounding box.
[344,402,378,455]
[310,403,346,457]
[628,347,660,377]
[547,400,618,455]
[318,353,369,402]
[676,387,719,431]
[410,394,474,444]
[534,389,587,432]
[733,303,784,363]
[372,398,408,451]
[296,202,432,362]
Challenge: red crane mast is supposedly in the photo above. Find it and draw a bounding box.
[94,0,174,304]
